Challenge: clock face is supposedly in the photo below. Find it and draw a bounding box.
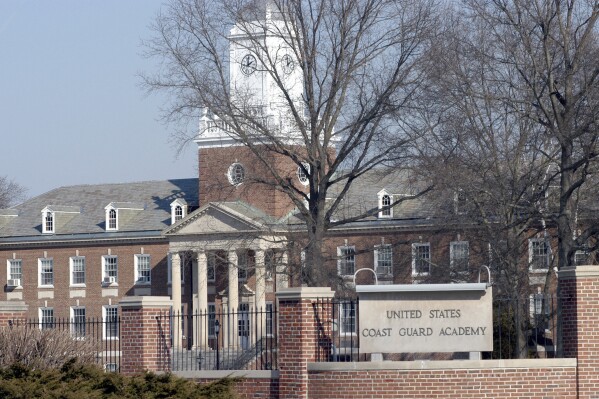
[281,54,295,74]
[240,54,257,76]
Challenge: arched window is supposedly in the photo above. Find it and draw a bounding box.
[380,194,392,217]
[108,209,117,230]
[174,205,183,222]
[44,212,54,233]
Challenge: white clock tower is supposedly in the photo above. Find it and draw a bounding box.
[194,4,308,218]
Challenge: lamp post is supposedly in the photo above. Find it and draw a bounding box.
[214,320,220,370]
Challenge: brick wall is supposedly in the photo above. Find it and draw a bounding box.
[119,296,172,375]
[308,361,576,399]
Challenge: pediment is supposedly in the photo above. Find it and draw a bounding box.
[164,203,264,236]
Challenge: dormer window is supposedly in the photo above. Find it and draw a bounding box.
[170,199,188,225]
[377,190,393,218]
[174,206,183,221]
[42,208,55,234]
[106,208,117,231]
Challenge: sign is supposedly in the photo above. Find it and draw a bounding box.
[356,284,493,353]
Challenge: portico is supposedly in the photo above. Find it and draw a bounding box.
[164,202,288,349]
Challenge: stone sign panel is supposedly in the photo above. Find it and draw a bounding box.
[356,283,493,353]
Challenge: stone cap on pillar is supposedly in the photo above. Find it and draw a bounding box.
[558,265,599,280]
[276,287,335,301]
[119,296,173,309]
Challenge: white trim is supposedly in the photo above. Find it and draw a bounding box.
[339,301,357,336]
[297,163,310,186]
[38,257,54,288]
[170,199,188,225]
[102,305,119,340]
[449,241,469,271]
[102,255,118,285]
[70,306,86,339]
[39,307,54,329]
[528,238,550,272]
[377,189,393,218]
[7,259,22,287]
[69,256,86,287]
[134,254,151,285]
[105,207,118,231]
[411,242,431,276]
[374,244,393,278]
[337,245,356,277]
[41,208,55,234]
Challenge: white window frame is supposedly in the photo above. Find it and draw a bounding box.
[528,238,550,271]
[339,301,356,336]
[374,244,393,278]
[102,255,118,284]
[208,303,216,338]
[574,250,588,266]
[103,305,119,340]
[7,259,22,285]
[38,258,54,287]
[134,254,151,285]
[377,190,393,218]
[297,163,310,186]
[70,256,86,287]
[412,243,431,276]
[266,302,274,336]
[39,307,54,330]
[450,241,469,272]
[337,246,356,277]
[170,200,187,224]
[42,210,55,234]
[529,293,550,317]
[106,207,118,231]
[71,307,86,339]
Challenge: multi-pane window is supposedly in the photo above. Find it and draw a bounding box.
[174,205,183,222]
[450,241,469,272]
[375,245,393,277]
[103,255,118,283]
[44,212,54,233]
[529,239,550,270]
[8,259,22,281]
[108,209,117,230]
[337,246,355,276]
[575,250,588,266]
[40,307,54,330]
[412,243,431,276]
[381,194,392,217]
[71,307,86,338]
[70,257,85,285]
[39,258,54,286]
[104,306,119,339]
[208,304,216,337]
[266,303,274,336]
[135,254,151,284]
[237,252,248,281]
[339,301,356,335]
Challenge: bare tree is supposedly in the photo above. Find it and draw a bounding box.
[143,0,440,285]
[0,176,26,208]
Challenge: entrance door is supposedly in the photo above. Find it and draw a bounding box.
[238,303,250,349]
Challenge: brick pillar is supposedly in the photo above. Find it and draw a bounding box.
[559,265,599,399]
[0,301,28,326]
[276,287,335,399]
[119,296,172,375]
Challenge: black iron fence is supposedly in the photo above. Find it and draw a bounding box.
[164,305,277,371]
[313,295,561,362]
[9,317,121,371]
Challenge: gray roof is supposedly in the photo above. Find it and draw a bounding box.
[0,179,198,241]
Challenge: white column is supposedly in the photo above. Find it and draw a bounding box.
[276,251,289,291]
[228,250,239,348]
[196,250,208,349]
[171,252,182,349]
[255,249,266,341]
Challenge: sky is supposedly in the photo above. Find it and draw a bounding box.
[0,1,198,200]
